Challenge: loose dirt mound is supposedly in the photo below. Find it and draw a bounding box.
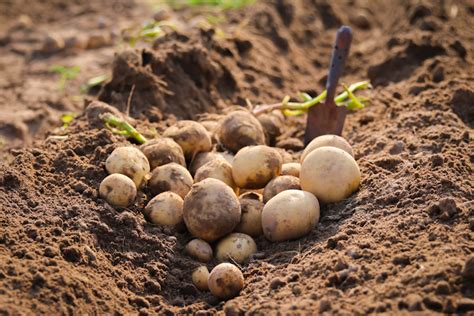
[1,0,473,314]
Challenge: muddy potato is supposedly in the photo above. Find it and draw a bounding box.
[163,121,212,160]
[140,137,186,170]
[149,163,193,198]
[183,178,241,242]
[99,173,137,208]
[281,162,301,177]
[257,112,284,145]
[263,175,301,203]
[189,152,225,176]
[145,192,183,227]
[192,266,210,291]
[234,192,264,237]
[194,159,238,193]
[208,263,244,300]
[232,145,282,189]
[105,146,150,188]
[262,190,320,242]
[215,233,257,264]
[300,146,361,204]
[185,239,213,263]
[301,134,354,162]
[218,111,266,153]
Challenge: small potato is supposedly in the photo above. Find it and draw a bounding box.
[183,178,241,242]
[145,192,183,227]
[281,162,301,177]
[232,145,282,189]
[99,173,137,208]
[185,239,213,263]
[301,134,354,162]
[189,152,225,176]
[263,175,301,203]
[105,146,150,188]
[262,190,320,242]
[140,137,186,170]
[215,233,257,264]
[218,111,266,153]
[149,163,193,198]
[192,266,210,291]
[235,193,264,237]
[300,146,361,204]
[194,159,238,193]
[163,121,212,160]
[208,263,244,300]
[257,112,284,145]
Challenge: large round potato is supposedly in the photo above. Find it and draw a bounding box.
[301,134,354,162]
[163,120,212,160]
[149,163,193,198]
[194,159,238,193]
[140,137,186,170]
[234,192,263,237]
[262,190,320,242]
[217,111,266,153]
[263,175,301,203]
[183,178,241,242]
[145,192,183,227]
[300,146,361,203]
[280,162,301,177]
[184,239,213,263]
[215,233,257,264]
[105,146,150,188]
[99,173,137,208]
[208,263,244,300]
[232,145,282,189]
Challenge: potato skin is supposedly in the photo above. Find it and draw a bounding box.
[263,175,301,203]
[184,239,213,263]
[218,111,266,153]
[149,163,193,198]
[262,190,320,242]
[257,112,283,146]
[183,178,241,242]
[194,159,238,193]
[145,192,183,227]
[105,146,150,188]
[189,152,224,176]
[192,266,210,291]
[300,146,361,204]
[232,145,282,189]
[208,263,244,300]
[140,137,186,170]
[163,120,212,160]
[215,233,257,264]
[99,173,137,208]
[301,134,354,162]
[234,193,264,237]
[281,162,301,177]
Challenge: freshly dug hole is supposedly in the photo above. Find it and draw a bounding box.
[234,192,264,237]
[215,233,257,264]
[218,111,266,153]
[99,173,137,208]
[149,163,193,198]
[140,137,186,170]
[163,120,212,160]
[263,175,301,203]
[105,146,150,188]
[208,263,244,300]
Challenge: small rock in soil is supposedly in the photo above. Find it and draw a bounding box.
[457,298,474,312]
[269,277,286,290]
[423,295,443,311]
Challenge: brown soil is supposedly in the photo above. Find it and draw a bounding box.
[1,0,473,315]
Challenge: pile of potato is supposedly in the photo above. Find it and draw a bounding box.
[99,109,361,300]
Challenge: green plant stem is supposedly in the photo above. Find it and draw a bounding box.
[102,113,147,144]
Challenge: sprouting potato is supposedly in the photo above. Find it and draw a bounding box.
[234,192,264,237]
[192,266,210,291]
[140,137,186,170]
[232,145,282,189]
[280,162,301,177]
[217,111,266,153]
[215,233,257,264]
[301,134,354,162]
[208,263,244,300]
[163,120,212,160]
[105,146,150,188]
[145,192,183,227]
[184,239,213,263]
[189,152,226,176]
[263,175,301,203]
[300,146,361,204]
[149,163,193,198]
[257,112,284,145]
[194,159,238,194]
[99,173,137,208]
[183,178,241,242]
[262,190,320,242]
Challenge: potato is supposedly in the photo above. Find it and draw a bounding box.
[99,173,137,208]
[234,192,263,237]
[183,178,241,242]
[281,162,301,177]
[194,159,238,193]
[105,146,150,188]
[218,111,266,153]
[301,134,354,162]
[263,175,301,203]
[140,137,185,170]
[185,239,213,263]
[215,233,257,264]
[208,263,244,300]
[189,152,225,176]
[145,192,183,227]
[232,145,282,189]
[262,190,320,242]
[149,163,193,198]
[163,121,212,160]
[192,266,210,291]
[257,112,283,145]
[300,146,361,203]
